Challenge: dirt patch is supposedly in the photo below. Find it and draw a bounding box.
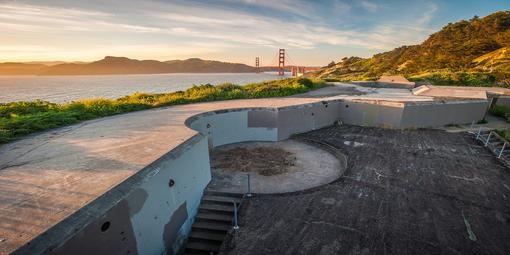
[211,146,296,176]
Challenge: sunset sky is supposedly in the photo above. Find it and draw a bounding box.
[1,0,509,66]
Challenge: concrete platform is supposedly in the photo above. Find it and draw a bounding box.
[0,83,495,254]
[220,125,510,255]
[207,140,345,194]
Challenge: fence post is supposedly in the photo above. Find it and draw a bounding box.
[233,202,239,230]
[476,127,482,140]
[499,142,507,158]
[485,131,492,147]
[246,173,252,197]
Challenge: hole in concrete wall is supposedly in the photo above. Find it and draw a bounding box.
[325,104,328,108]
[168,179,175,187]
[311,113,314,116]
[206,123,211,128]
[345,105,349,108]
[101,221,110,232]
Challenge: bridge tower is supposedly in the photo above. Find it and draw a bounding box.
[278,49,285,76]
[255,57,260,73]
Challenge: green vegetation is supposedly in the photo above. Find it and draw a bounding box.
[489,105,510,121]
[0,78,325,143]
[495,129,510,142]
[407,71,506,87]
[313,11,510,87]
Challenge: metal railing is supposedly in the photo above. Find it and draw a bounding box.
[474,126,508,159]
[232,173,251,230]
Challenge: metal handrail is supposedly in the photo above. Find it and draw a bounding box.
[233,202,239,230]
[474,127,508,160]
[232,173,252,230]
[498,142,507,158]
[485,131,492,146]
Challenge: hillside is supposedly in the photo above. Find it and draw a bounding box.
[313,11,510,86]
[0,57,257,75]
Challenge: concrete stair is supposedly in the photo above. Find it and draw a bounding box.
[184,191,243,255]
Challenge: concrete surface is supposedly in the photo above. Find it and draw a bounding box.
[413,85,510,99]
[441,114,510,133]
[207,140,345,194]
[0,82,496,254]
[220,125,510,255]
[413,85,488,99]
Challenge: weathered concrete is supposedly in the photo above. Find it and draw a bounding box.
[401,100,489,128]
[412,85,488,99]
[220,125,510,255]
[413,85,510,103]
[207,140,345,194]
[0,83,496,254]
[350,80,415,89]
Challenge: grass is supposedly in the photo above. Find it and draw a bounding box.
[407,71,510,87]
[489,105,510,121]
[0,78,325,143]
[488,105,510,141]
[495,129,510,142]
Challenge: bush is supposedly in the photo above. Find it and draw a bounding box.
[408,71,505,87]
[489,105,510,120]
[496,129,510,141]
[0,78,325,143]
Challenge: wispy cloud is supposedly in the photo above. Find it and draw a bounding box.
[360,1,379,12]
[0,0,444,64]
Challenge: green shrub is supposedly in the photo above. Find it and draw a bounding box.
[0,78,325,143]
[489,105,510,120]
[496,129,510,142]
[408,71,505,87]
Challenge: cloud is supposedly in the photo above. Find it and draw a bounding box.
[0,1,439,63]
[417,2,439,25]
[333,1,352,14]
[235,0,317,18]
[360,1,379,12]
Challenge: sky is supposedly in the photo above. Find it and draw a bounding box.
[0,0,509,66]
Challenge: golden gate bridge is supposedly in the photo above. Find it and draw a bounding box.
[255,49,320,76]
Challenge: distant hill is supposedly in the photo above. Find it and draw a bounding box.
[313,11,510,86]
[0,57,257,75]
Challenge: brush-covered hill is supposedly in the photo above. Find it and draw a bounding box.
[313,11,510,86]
[0,57,257,75]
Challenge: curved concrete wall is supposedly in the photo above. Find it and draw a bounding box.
[14,135,211,255]
[16,98,489,255]
[186,101,344,147]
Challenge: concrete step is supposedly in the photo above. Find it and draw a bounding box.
[202,195,241,204]
[196,212,233,222]
[184,250,210,255]
[204,190,244,198]
[189,230,226,242]
[186,241,220,253]
[200,203,235,213]
[192,221,231,232]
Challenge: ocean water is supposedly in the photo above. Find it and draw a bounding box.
[0,72,290,103]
